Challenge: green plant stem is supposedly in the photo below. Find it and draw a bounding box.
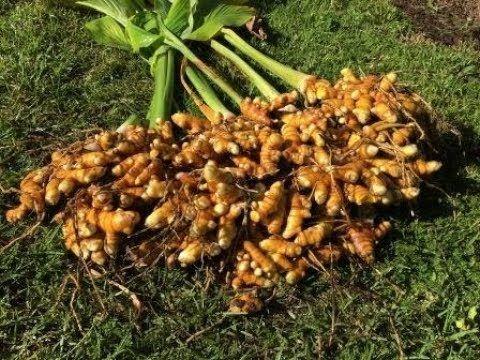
[185,65,234,119]
[117,114,141,132]
[221,28,314,92]
[147,47,175,128]
[160,22,243,105]
[210,40,279,102]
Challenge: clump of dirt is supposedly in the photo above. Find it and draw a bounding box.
[394,0,480,48]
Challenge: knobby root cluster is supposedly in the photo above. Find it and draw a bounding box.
[6,69,442,313]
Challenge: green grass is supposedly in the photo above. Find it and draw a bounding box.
[1,0,480,358]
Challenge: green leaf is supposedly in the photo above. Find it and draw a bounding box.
[125,21,162,53]
[164,0,197,36]
[132,0,148,8]
[126,10,162,53]
[187,0,250,29]
[76,0,144,25]
[222,0,250,4]
[185,4,254,41]
[85,16,131,50]
[132,10,158,32]
[153,0,171,18]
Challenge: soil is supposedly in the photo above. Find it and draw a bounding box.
[394,0,480,48]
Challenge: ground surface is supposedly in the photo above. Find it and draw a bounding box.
[1,0,480,359]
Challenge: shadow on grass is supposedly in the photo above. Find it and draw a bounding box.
[373,117,480,263]
[413,119,480,219]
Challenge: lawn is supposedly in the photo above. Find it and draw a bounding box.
[1,0,480,358]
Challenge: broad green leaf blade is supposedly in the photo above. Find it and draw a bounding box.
[131,0,148,8]
[125,21,162,53]
[85,16,131,50]
[187,0,250,32]
[154,0,171,18]
[132,10,158,32]
[185,4,254,41]
[164,0,197,36]
[222,0,249,4]
[76,0,144,25]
